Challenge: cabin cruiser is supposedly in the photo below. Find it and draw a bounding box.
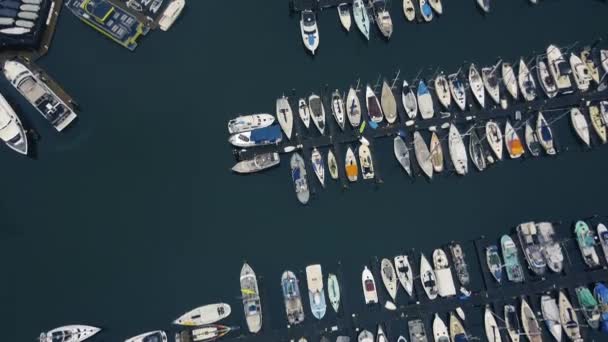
[0,92,27,155]
[300,10,319,55]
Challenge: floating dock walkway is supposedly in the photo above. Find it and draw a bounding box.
[214,218,608,342]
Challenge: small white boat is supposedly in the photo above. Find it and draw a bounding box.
[524,120,541,157]
[327,149,339,180]
[417,80,435,119]
[331,90,346,130]
[0,28,29,37]
[484,306,502,342]
[381,81,397,123]
[298,98,311,129]
[504,120,524,159]
[125,331,167,342]
[598,223,608,264]
[559,291,582,342]
[469,129,486,171]
[309,93,326,135]
[537,57,558,99]
[39,325,100,342]
[0,92,27,155]
[547,44,573,91]
[173,303,231,326]
[402,81,418,119]
[358,144,375,180]
[504,305,521,342]
[380,258,398,301]
[448,124,468,175]
[345,146,358,182]
[232,153,280,174]
[358,330,374,342]
[346,87,362,128]
[449,312,467,342]
[403,0,416,22]
[486,121,503,160]
[191,325,233,342]
[428,0,442,14]
[536,112,556,155]
[414,131,433,180]
[434,74,451,109]
[276,96,294,139]
[362,266,378,304]
[433,314,449,342]
[581,49,601,85]
[518,59,537,102]
[394,255,414,296]
[420,253,438,300]
[433,248,456,298]
[311,148,325,187]
[477,0,490,13]
[589,105,607,144]
[300,10,319,55]
[228,113,274,134]
[377,325,388,342]
[240,263,262,333]
[540,295,562,342]
[448,73,467,111]
[521,299,542,342]
[394,135,412,176]
[353,0,370,40]
[502,62,519,100]
[366,85,384,123]
[601,50,608,74]
[337,3,352,32]
[469,64,485,108]
[419,0,433,22]
[570,53,591,92]
[482,66,500,105]
[570,108,590,147]
[158,0,184,31]
[373,0,393,39]
[430,132,444,173]
[327,273,341,313]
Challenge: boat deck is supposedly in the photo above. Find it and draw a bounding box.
[215,217,608,341]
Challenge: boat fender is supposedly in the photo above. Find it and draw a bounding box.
[465,116,474,121]
[384,301,397,311]
[405,120,415,127]
[428,126,436,132]
[440,122,450,129]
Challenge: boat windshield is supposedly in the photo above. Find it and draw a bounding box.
[364,280,375,291]
[302,12,316,26]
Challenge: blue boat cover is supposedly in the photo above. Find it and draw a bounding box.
[250,125,282,143]
[455,334,468,342]
[422,2,433,17]
[418,81,428,95]
[541,124,552,141]
[292,168,301,181]
[368,120,378,129]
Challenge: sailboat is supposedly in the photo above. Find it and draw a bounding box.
[518,58,537,102]
[372,0,393,39]
[402,80,418,119]
[433,314,449,342]
[469,128,486,172]
[485,120,503,160]
[420,253,438,300]
[448,73,467,111]
[588,105,607,144]
[482,66,500,105]
[484,306,502,342]
[125,331,167,342]
[521,298,542,342]
[536,112,556,155]
[570,53,592,92]
[504,120,524,159]
[311,148,325,187]
[502,62,519,100]
[524,119,541,157]
[417,80,435,119]
[394,135,412,176]
[419,0,433,22]
[276,96,294,139]
[430,132,444,173]
[540,294,562,342]
[570,108,591,147]
[173,303,232,326]
[469,64,485,108]
[434,74,451,109]
[403,0,416,22]
[414,131,433,180]
[559,291,583,342]
[337,3,352,32]
[358,144,375,179]
[504,305,521,342]
[331,90,346,130]
[39,326,100,342]
[345,146,358,182]
[298,98,311,129]
[381,80,397,123]
[448,124,468,175]
[327,273,341,313]
[394,255,414,296]
[309,93,326,135]
[353,0,370,40]
[537,56,558,98]
[327,150,339,180]
[366,85,384,123]
[191,325,234,342]
[346,87,362,128]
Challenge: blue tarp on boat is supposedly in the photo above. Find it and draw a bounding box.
[250,125,282,144]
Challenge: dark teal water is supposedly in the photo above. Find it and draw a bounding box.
[2,0,608,340]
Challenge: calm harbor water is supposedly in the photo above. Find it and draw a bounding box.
[2,0,608,340]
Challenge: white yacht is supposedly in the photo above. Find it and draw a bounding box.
[546,44,573,92]
[159,0,185,31]
[0,92,27,155]
[125,331,167,342]
[39,325,100,342]
[3,60,77,131]
[300,10,319,55]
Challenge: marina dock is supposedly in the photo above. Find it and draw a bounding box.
[215,218,608,342]
[236,85,608,162]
